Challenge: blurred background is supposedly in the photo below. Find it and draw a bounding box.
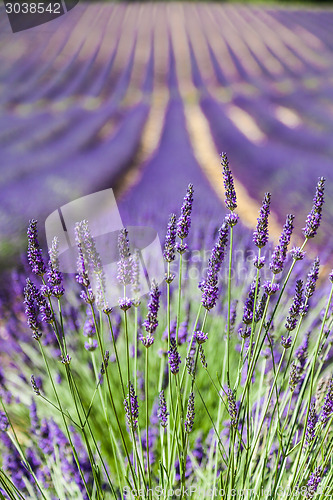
[1,0,333,267]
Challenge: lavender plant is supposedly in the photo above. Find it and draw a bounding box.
[1,163,333,500]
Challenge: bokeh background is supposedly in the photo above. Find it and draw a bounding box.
[1,0,333,266]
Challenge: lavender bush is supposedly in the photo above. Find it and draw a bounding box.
[1,156,333,499]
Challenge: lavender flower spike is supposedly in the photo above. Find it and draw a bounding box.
[253,193,271,248]
[184,392,195,433]
[24,278,41,339]
[285,279,303,331]
[227,388,238,428]
[47,237,64,298]
[320,378,333,424]
[270,214,294,274]
[164,214,177,262]
[158,391,169,428]
[221,152,237,211]
[303,177,325,239]
[304,258,320,299]
[177,184,194,240]
[124,381,139,431]
[27,219,46,276]
[117,228,134,286]
[305,466,322,498]
[143,281,161,336]
[167,338,181,374]
[199,222,229,310]
[305,401,318,445]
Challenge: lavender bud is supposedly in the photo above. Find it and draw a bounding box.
[262,281,279,296]
[305,466,322,498]
[124,381,139,431]
[143,281,161,335]
[254,256,265,269]
[31,375,41,396]
[27,219,46,276]
[118,298,133,311]
[285,280,303,331]
[225,213,239,227]
[270,214,294,274]
[0,412,9,432]
[304,258,320,299]
[195,331,208,344]
[320,378,333,424]
[227,388,238,428]
[253,193,271,248]
[100,351,110,375]
[303,177,325,239]
[177,184,194,240]
[243,278,259,324]
[305,401,318,445]
[290,247,305,261]
[158,391,169,428]
[198,344,207,369]
[84,340,98,352]
[221,152,237,211]
[163,214,177,262]
[140,336,155,349]
[168,338,181,374]
[281,336,292,349]
[184,392,195,433]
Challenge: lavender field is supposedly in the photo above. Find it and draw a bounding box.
[2,4,333,499]
[1,3,333,254]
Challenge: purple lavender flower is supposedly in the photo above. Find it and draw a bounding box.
[262,281,280,295]
[289,362,301,392]
[281,336,292,349]
[243,278,259,324]
[199,222,229,310]
[255,293,267,322]
[0,412,9,432]
[100,350,110,376]
[198,344,207,369]
[164,214,177,262]
[303,177,325,239]
[306,401,318,445]
[177,184,194,240]
[225,213,239,227]
[254,256,265,269]
[47,237,64,297]
[304,258,320,299]
[140,336,155,349]
[305,466,322,498]
[117,228,134,286]
[76,243,90,288]
[124,381,139,431]
[185,392,195,433]
[320,378,333,424]
[253,193,271,248]
[221,152,237,211]
[195,331,208,344]
[84,339,98,352]
[227,388,237,428]
[270,214,294,274]
[143,281,161,335]
[24,278,41,339]
[75,220,106,310]
[118,298,133,311]
[158,390,169,428]
[31,375,41,396]
[290,247,305,261]
[27,219,46,276]
[285,279,303,331]
[167,337,181,374]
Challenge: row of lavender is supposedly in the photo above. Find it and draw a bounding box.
[1,5,333,250]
